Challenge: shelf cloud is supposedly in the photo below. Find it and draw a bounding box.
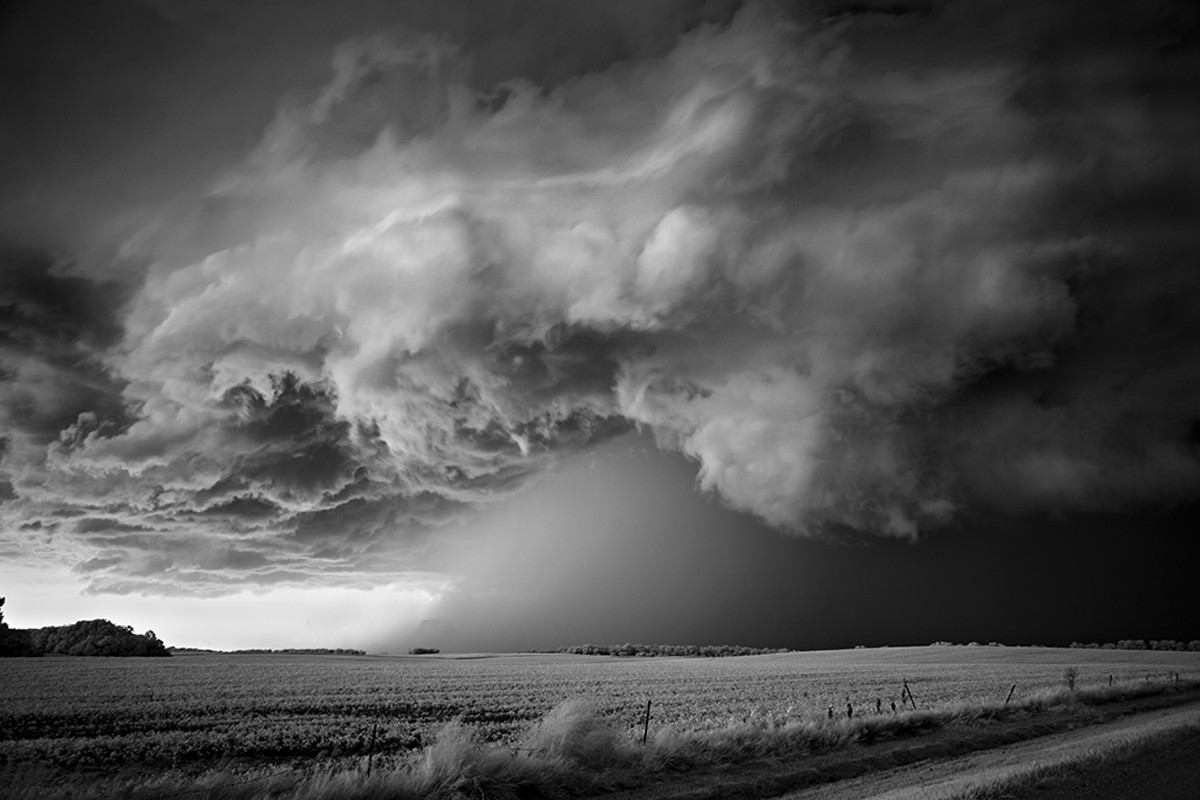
[2,0,1198,595]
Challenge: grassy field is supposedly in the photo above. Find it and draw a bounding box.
[3,646,1199,798]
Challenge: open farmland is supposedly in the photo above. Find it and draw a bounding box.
[3,645,1200,776]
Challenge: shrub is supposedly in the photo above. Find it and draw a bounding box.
[522,698,629,767]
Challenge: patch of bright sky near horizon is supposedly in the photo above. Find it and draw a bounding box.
[0,567,444,651]
[1,0,1199,647]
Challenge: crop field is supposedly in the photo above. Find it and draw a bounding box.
[3,646,1199,774]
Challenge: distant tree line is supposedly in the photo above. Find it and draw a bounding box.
[0,600,170,657]
[222,648,367,655]
[557,643,791,658]
[1070,639,1200,651]
[926,640,1200,650]
[166,647,367,655]
[166,647,219,653]
[408,647,441,655]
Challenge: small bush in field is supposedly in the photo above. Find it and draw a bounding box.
[1064,666,1079,692]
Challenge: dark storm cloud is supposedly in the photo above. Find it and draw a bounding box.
[2,0,1199,595]
[7,371,483,591]
[0,0,738,262]
[74,518,153,534]
[0,249,133,493]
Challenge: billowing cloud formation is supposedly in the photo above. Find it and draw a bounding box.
[2,0,1199,593]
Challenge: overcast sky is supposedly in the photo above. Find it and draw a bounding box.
[1,0,1198,652]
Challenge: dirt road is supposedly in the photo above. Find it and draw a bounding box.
[1012,728,1200,800]
[774,699,1200,799]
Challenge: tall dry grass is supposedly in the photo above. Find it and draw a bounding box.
[5,676,1198,800]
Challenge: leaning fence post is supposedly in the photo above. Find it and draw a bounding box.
[903,680,918,710]
[642,700,652,744]
[1005,684,1016,705]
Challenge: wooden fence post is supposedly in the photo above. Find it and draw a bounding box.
[641,699,652,744]
[366,720,377,777]
[1005,684,1016,705]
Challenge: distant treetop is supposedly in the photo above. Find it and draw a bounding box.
[1070,639,1200,652]
[220,648,367,655]
[557,643,790,658]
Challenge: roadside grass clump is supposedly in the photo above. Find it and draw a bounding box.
[335,699,643,800]
[521,698,632,768]
[397,721,557,800]
[397,700,644,798]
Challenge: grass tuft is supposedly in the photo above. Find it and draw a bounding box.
[521,698,631,768]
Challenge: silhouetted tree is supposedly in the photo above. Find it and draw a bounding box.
[0,597,38,657]
[2,605,169,657]
[28,619,171,656]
